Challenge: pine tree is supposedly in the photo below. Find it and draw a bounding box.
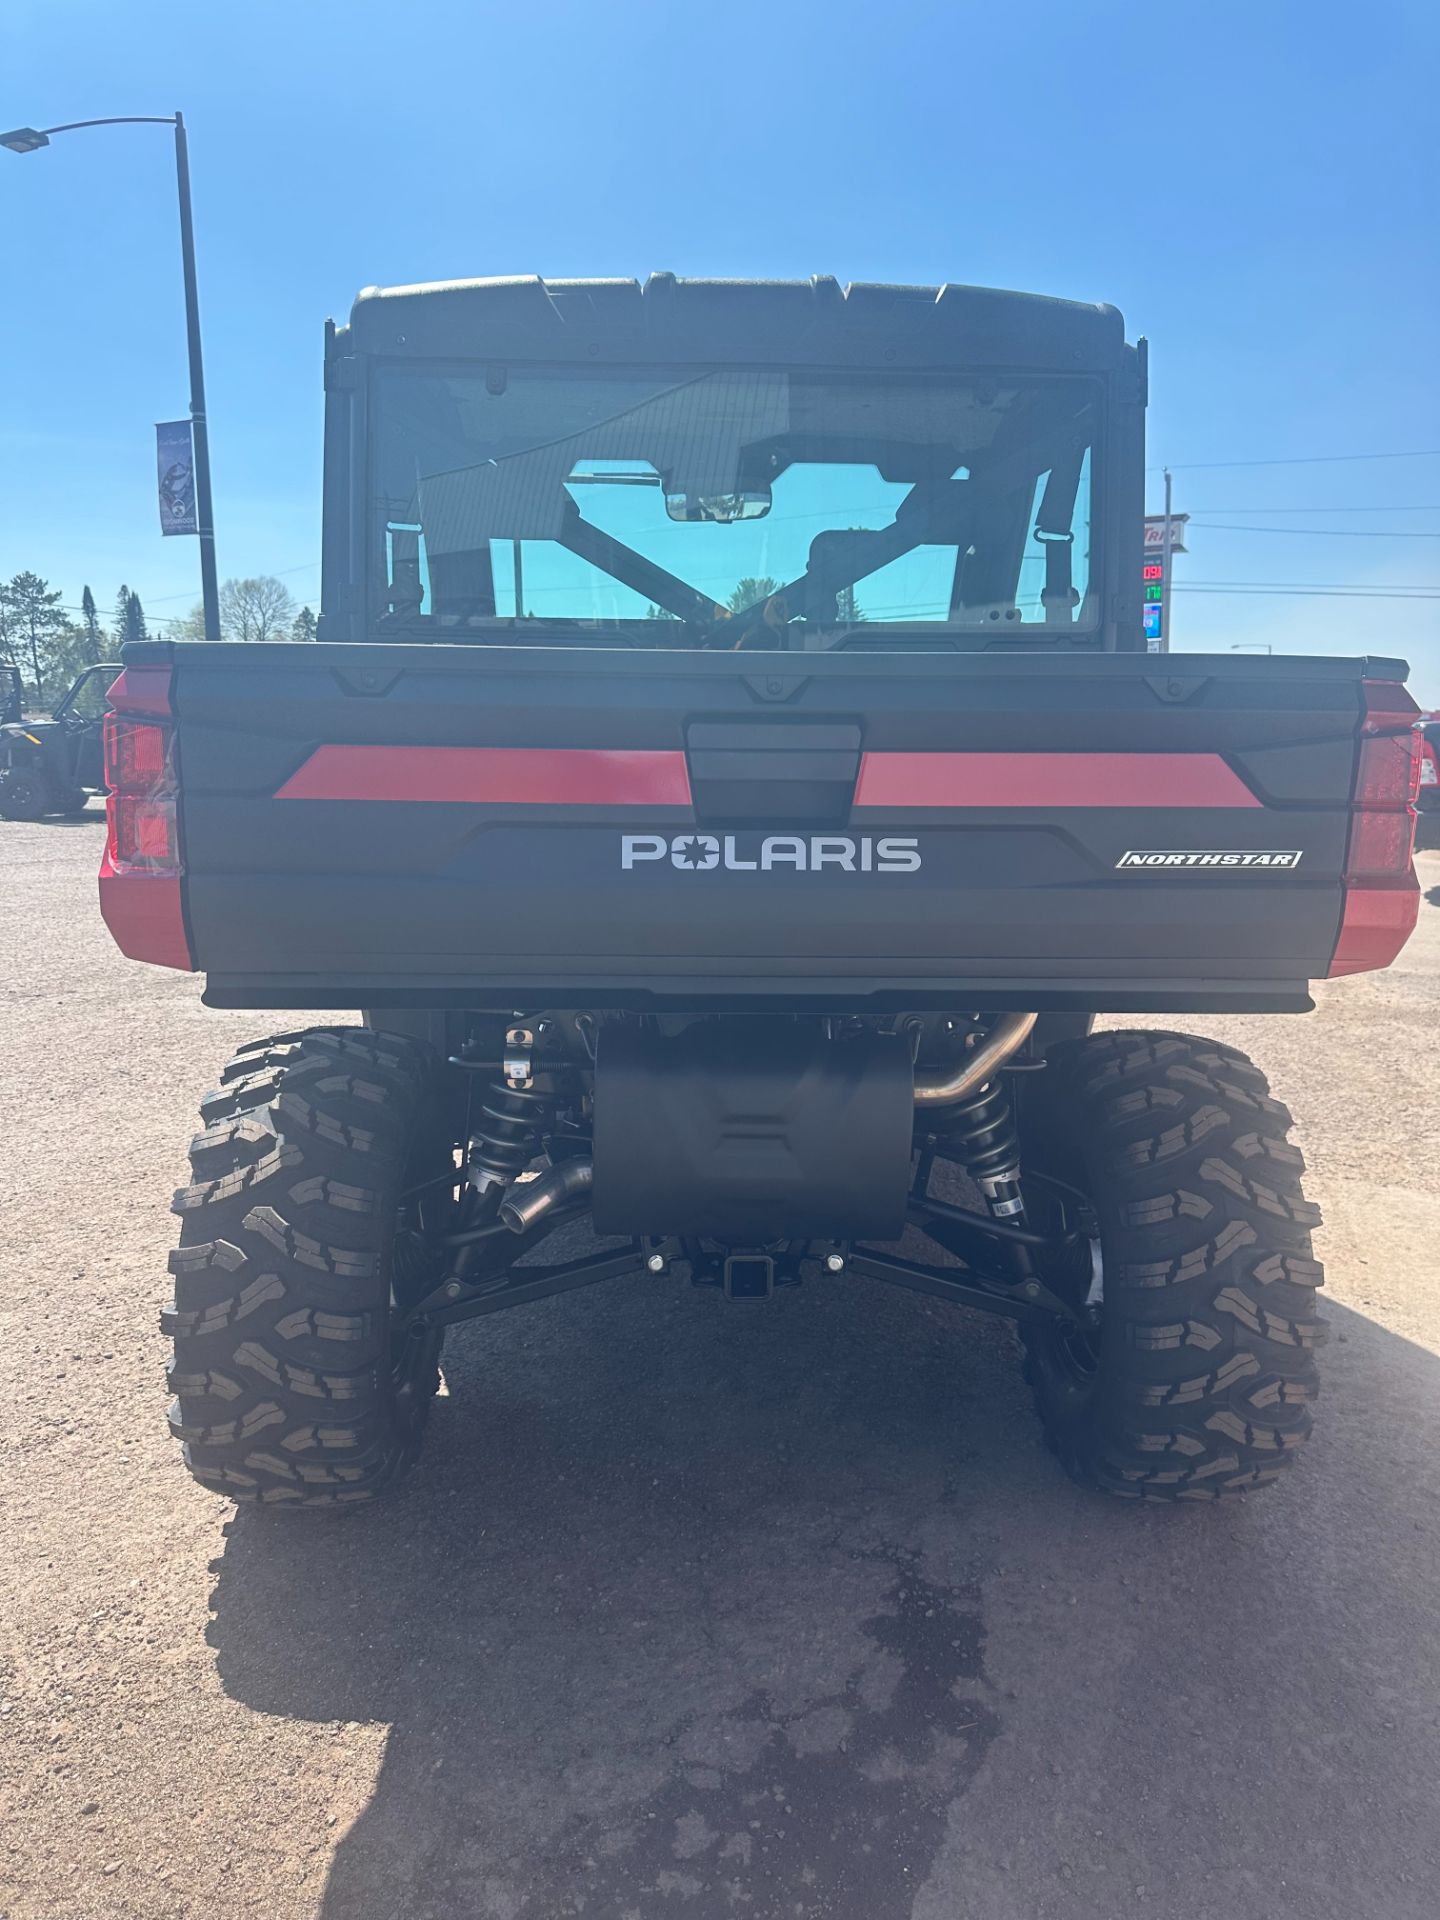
[80,585,105,663]
[114,586,149,647]
[6,572,71,702]
[291,605,318,642]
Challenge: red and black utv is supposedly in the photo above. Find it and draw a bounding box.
[99,276,1423,1506]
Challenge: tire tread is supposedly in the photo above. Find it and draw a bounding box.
[1023,1029,1324,1501]
[164,1026,439,1507]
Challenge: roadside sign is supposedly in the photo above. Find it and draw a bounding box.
[1142,513,1186,651]
[1144,514,1188,554]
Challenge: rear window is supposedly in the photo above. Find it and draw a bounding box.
[368,364,1099,646]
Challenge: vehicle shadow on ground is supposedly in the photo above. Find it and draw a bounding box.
[208,1276,1440,1920]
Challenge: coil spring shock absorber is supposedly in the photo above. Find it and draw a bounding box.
[942,1073,1024,1221]
[467,1025,550,1198]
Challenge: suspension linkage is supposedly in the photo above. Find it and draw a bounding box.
[907,1193,1079,1251]
[850,1246,1087,1327]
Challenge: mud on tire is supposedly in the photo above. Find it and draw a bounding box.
[164,1027,446,1506]
[1020,1030,1325,1501]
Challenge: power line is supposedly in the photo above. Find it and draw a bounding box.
[1148,448,1440,473]
[1174,585,1440,600]
[1189,504,1440,514]
[1187,522,1440,538]
[1177,577,1437,589]
[140,559,320,606]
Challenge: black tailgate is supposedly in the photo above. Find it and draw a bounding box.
[149,641,1396,1012]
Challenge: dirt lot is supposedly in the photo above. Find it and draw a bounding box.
[2,816,1438,1920]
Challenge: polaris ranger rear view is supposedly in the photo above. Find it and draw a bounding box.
[100,275,1424,1507]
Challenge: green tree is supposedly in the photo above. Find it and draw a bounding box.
[726,576,780,614]
[5,572,73,702]
[170,602,207,642]
[174,580,300,642]
[113,584,149,648]
[0,582,20,681]
[79,585,108,662]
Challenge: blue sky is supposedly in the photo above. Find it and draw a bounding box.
[3,0,1437,700]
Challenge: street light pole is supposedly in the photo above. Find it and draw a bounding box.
[170,114,220,641]
[1,112,221,642]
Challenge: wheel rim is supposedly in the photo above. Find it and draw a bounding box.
[1026,1179,1104,1396]
[0,774,46,819]
[1052,1305,1102,1384]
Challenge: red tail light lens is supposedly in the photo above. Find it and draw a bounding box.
[1328,681,1422,976]
[1345,805,1416,881]
[104,715,172,795]
[98,659,192,971]
[102,714,179,873]
[1354,726,1423,810]
[108,794,179,868]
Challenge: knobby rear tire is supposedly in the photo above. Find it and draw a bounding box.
[164,1027,445,1507]
[1020,1030,1325,1501]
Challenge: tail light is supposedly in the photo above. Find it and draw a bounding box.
[98,662,193,970]
[103,716,178,870]
[1328,682,1422,977]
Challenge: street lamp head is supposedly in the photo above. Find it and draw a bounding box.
[0,127,50,153]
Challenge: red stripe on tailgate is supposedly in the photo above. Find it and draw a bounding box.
[276,745,694,806]
[853,751,1260,809]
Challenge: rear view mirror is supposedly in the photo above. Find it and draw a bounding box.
[664,487,771,524]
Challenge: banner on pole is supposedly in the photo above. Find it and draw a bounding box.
[156,420,198,536]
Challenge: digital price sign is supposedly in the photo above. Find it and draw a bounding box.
[1141,519,1186,653]
[1143,557,1166,645]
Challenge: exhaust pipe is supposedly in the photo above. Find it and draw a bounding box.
[912,1012,1038,1108]
[499,1157,593,1233]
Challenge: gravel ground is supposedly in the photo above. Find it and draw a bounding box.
[2,813,1438,1920]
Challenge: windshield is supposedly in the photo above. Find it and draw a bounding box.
[369,365,1097,646]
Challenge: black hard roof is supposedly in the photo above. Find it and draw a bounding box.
[342,274,1128,374]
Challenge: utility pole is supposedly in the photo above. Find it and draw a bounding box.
[172,114,220,642]
[1159,466,1174,654]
